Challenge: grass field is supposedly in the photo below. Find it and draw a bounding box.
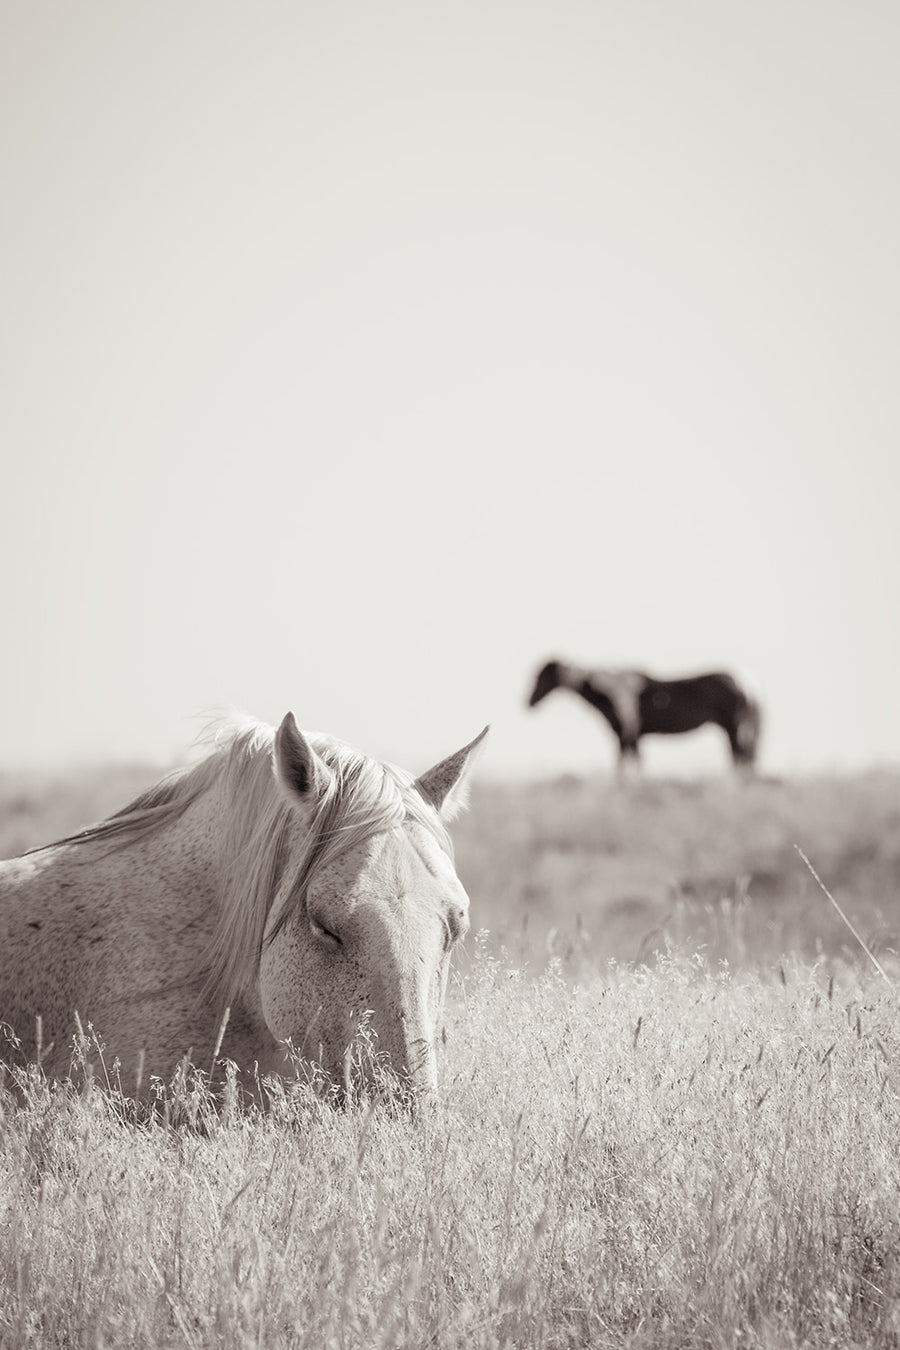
[1,764,899,1348]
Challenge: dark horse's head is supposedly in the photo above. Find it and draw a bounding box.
[528,660,562,708]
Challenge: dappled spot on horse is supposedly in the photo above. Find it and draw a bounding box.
[527,659,761,769]
[0,713,488,1103]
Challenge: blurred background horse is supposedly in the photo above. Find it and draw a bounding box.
[528,660,761,770]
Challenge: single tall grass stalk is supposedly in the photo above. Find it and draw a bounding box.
[795,844,892,984]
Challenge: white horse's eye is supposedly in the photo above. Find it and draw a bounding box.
[311,917,341,946]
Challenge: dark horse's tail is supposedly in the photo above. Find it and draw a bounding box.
[733,691,762,766]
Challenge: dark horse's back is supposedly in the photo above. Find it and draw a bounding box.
[640,671,760,763]
[639,672,742,734]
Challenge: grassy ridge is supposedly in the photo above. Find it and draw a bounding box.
[1,767,899,1347]
[4,764,899,973]
[455,771,900,976]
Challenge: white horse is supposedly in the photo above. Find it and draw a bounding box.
[0,713,487,1102]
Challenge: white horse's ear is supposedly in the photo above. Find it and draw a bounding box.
[414,726,489,821]
[274,712,330,804]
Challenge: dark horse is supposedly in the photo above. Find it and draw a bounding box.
[527,660,761,769]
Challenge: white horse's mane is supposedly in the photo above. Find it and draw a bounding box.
[39,716,453,1004]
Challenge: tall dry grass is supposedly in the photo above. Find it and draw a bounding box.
[3,950,899,1348]
[0,766,898,1347]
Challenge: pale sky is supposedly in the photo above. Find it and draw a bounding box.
[2,2,899,779]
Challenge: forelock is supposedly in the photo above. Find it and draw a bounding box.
[265,737,453,943]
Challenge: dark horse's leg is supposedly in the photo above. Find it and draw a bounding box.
[617,738,641,780]
[724,701,759,769]
[725,723,744,765]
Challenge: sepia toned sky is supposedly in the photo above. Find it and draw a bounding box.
[2,2,899,778]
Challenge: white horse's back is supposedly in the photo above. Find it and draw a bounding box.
[0,823,226,1086]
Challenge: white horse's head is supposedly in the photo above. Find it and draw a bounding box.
[258,713,486,1100]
